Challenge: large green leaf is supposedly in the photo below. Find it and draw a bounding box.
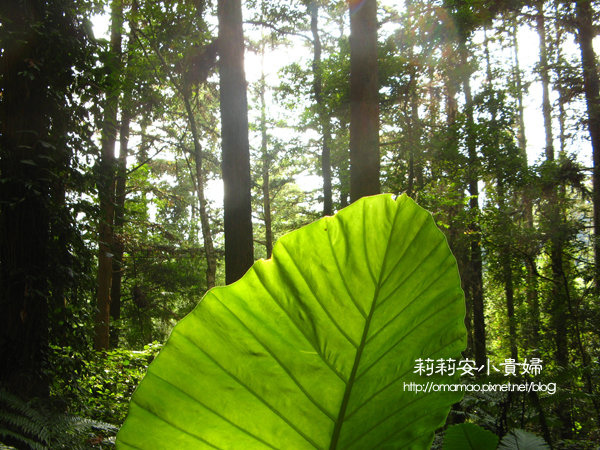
[498,429,550,450]
[117,194,466,449]
[443,423,499,450]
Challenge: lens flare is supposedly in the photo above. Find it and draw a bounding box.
[347,0,368,14]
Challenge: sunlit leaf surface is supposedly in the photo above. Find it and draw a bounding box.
[117,194,466,449]
[443,423,499,450]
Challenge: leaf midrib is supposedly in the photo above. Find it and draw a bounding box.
[328,199,402,450]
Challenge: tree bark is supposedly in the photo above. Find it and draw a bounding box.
[95,0,123,351]
[218,0,254,284]
[511,13,540,350]
[537,0,569,368]
[459,37,486,369]
[575,0,600,294]
[109,99,129,348]
[484,28,518,361]
[536,3,554,163]
[0,0,87,395]
[537,2,572,436]
[0,0,51,396]
[349,0,380,202]
[444,74,472,355]
[110,9,138,348]
[407,69,421,197]
[310,1,333,215]
[259,49,273,258]
[182,90,217,289]
[511,17,527,160]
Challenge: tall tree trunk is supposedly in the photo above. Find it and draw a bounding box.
[182,90,217,289]
[349,0,380,201]
[575,0,600,294]
[499,182,518,361]
[423,63,437,187]
[537,1,572,436]
[407,70,422,197]
[484,27,518,361]
[218,0,254,283]
[336,14,350,209]
[259,46,273,258]
[568,0,600,425]
[95,0,123,351]
[444,73,472,355]
[309,1,333,216]
[339,117,351,209]
[110,10,138,348]
[109,100,129,348]
[511,17,527,160]
[459,37,486,369]
[537,0,569,368]
[511,13,540,351]
[536,3,554,163]
[0,0,55,396]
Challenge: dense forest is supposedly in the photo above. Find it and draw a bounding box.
[1,0,599,448]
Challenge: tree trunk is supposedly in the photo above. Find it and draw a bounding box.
[537,0,569,368]
[459,38,486,369]
[444,74,472,355]
[339,120,351,209]
[537,2,572,436]
[182,90,217,289]
[310,1,333,215]
[349,0,380,202]
[218,0,254,284]
[511,17,527,160]
[407,69,421,197]
[484,28,518,361]
[259,50,273,258]
[110,10,138,348]
[0,0,51,396]
[575,0,600,294]
[95,0,123,351]
[499,182,518,361]
[511,13,540,351]
[536,3,554,163]
[109,100,129,348]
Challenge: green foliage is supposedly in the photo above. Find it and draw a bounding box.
[49,343,162,425]
[443,423,499,450]
[498,428,550,450]
[442,423,551,450]
[1,0,598,446]
[0,388,117,449]
[117,194,466,448]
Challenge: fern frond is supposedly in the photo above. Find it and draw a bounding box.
[0,428,46,450]
[0,388,118,449]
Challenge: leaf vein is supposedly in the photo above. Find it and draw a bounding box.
[367,400,438,449]
[146,371,278,449]
[367,256,454,345]
[346,333,465,420]
[176,330,322,449]
[376,238,449,311]
[328,197,403,449]
[252,266,348,383]
[216,298,336,422]
[368,400,442,448]
[130,398,222,449]
[279,241,359,349]
[362,200,377,284]
[345,394,429,449]
[325,218,367,319]
[356,293,462,382]
[377,210,429,288]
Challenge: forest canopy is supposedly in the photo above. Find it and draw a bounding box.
[0,0,599,448]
